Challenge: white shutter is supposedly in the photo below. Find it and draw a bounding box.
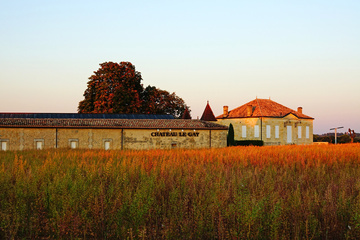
[266,125,271,138]
[254,125,259,138]
[71,141,77,149]
[306,126,310,139]
[275,126,279,139]
[242,126,246,138]
[1,142,7,151]
[104,141,110,150]
[287,126,292,143]
[298,126,302,139]
[36,141,43,150]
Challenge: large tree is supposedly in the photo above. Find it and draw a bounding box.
[78,61,189,118]
[78,62,142,114]
[141,86,188,118]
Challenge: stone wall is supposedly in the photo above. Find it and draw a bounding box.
[0,127,227,150]
[123,129,227,150]
[56,129,124,150]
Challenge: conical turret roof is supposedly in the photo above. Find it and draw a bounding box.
[200,101,217,121]
[182,108,191,119]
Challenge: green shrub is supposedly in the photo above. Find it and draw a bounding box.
[234,140,264,146]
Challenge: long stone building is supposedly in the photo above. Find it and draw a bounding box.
[216,98,314,145]
[0,113,228,151]
[0,98,314,150]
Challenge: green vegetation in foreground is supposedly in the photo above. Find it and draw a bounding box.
[1,144,360,239]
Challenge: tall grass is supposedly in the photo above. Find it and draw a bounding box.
[1,144,360,239]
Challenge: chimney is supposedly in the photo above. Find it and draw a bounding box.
[223,106,228,118]
[247,105,252,117]
[297,107,303,114]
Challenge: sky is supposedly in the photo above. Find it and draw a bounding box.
[0,1,359,134]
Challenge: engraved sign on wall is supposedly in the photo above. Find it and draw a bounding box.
[151,131,200,137]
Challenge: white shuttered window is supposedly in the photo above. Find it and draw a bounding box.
[70,141,78,149]
[104,141,110,150]
[298,126,302,139]
[36,141,43,150]
[287,126,292,143]
[254,125,259,138]
[266,125,271,138]
[1,141,7,151]
[306,126,310,139]
[275,126,279,139]
[242,126,246,138]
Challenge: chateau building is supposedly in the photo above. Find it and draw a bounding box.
[0,113,227,151]
[0,98,314,150]
[216,98,314,145]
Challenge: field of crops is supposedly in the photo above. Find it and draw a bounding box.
[1,144,360,239]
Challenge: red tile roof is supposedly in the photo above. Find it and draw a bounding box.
[200,101,217,121]
[216,98,314,119]
[0,118,228,130]
[0,113,174,119]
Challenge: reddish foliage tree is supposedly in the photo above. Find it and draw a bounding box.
[78,62,189,118]
[78,62,143,114]
[348,128,356,143]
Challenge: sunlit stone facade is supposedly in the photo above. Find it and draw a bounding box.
[0,114,228,150]
[216,99,314,145]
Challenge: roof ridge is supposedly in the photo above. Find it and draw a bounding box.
[0,118,228,130]
[255,98,263,116]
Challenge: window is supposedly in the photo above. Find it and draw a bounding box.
[36,141,43,149]
[103,139,112,150]
[306,126,310,139]
[266,125,271,138]
[34,139,44,150]
[1,141,8,151]
[69,139,79,149]
[36,141,43,150]
[287,126,292,143]
[298,126,302,139]
[104,141,111,150]
[242,126,246,138]
[275,126,279,139]
[254,125,259,138]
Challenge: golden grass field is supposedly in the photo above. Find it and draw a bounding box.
[1,144,360,239]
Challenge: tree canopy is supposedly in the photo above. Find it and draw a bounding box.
[78,61,189,118]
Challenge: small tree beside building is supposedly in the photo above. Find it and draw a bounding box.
[227,123,235,146]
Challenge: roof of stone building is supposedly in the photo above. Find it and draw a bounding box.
[0,113,174,119]
[216,98,314,119]
[0,118,228,130]
[200,101,217,121]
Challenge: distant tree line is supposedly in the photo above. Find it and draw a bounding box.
[313,133,360,144]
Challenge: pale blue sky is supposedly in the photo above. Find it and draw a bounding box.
[1,1,359,133]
